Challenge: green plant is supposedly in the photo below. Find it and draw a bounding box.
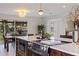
[37,25,45,39]
[43,32,51,39]
[37,25,45,34]
[0,23,4,31]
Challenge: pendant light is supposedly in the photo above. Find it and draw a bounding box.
[38,3,44,15]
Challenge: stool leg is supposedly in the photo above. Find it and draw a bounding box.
[6,40,9,52]
[4,40,6,49]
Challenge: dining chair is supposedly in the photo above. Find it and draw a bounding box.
[3,34,15,52]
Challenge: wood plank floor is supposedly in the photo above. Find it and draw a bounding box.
[0,42,15,56]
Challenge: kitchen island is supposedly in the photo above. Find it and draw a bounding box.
[15,36,79,56]
[15,36,42,56]
[50,43,79,56]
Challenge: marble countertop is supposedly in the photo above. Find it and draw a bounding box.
[16,36,41,42]
[50,43,79,56]
[40,40,62,46]
[40,38,73,46]
[15,36,79,56]
[6,35,79,56]
[5,35,73,42]
[16,36,79,56]
[55,38,73,42]
[5,35,41,42]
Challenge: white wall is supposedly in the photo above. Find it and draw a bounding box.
[66,20,74,31]
[0,15,43,34]
[43,17,66,38]
[26,17,43,34]
[0,14,74,36]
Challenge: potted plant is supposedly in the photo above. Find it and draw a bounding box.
[37,25,45,38]
[37,25,45,34]
[43,32,51,40]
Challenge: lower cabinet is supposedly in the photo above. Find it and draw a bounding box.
[16,38,48,56]
[16,38,28,56]
[16,38,74,56]
[49,49,74,56]
[49,49,61,56]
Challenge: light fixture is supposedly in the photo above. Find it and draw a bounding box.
[63,5,66,8]
[16,9,29,17]
[38,3,44,15]
[38,10,44,15]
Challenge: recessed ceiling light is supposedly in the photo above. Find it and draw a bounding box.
[63,5,66,8]
[15,9,29,17]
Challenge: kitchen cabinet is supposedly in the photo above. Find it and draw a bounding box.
[49,49,73,56]
[16,38,28,56]
[16,37,48,56]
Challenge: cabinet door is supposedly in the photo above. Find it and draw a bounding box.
[16,39,28,56]
[49,49,61,56]
[49,49,74,56]
[61,52,74,56]
[53,49,61,56]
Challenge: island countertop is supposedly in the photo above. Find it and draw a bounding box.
[55,38,73,42]
[6,35,79,56]
[50,43,79,56]
[15,36,41,42]
[16,36,79,56]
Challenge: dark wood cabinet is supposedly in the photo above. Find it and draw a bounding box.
[49,49,74,56]
[61,52,73,56]
[16,38,49,56]
[60,35,72,39]
[49,49,61,56]
[16,38,28,56]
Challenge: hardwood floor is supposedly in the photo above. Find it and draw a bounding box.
[0,42,15,56]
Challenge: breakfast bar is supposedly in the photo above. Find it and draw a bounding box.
[15,36,46,56]
[50,43,79,56]
[14,36,71,56]
[5,35,79,56]
[15,36,79,56]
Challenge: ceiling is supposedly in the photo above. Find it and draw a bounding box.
[0,3,79,17]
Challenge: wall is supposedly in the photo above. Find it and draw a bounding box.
[26,17,43,34]
[0,15,43,34]
[66,20,74,31]
[42,16,66,38]
[0,14,74,36]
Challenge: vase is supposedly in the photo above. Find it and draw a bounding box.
[73,30,78,43]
